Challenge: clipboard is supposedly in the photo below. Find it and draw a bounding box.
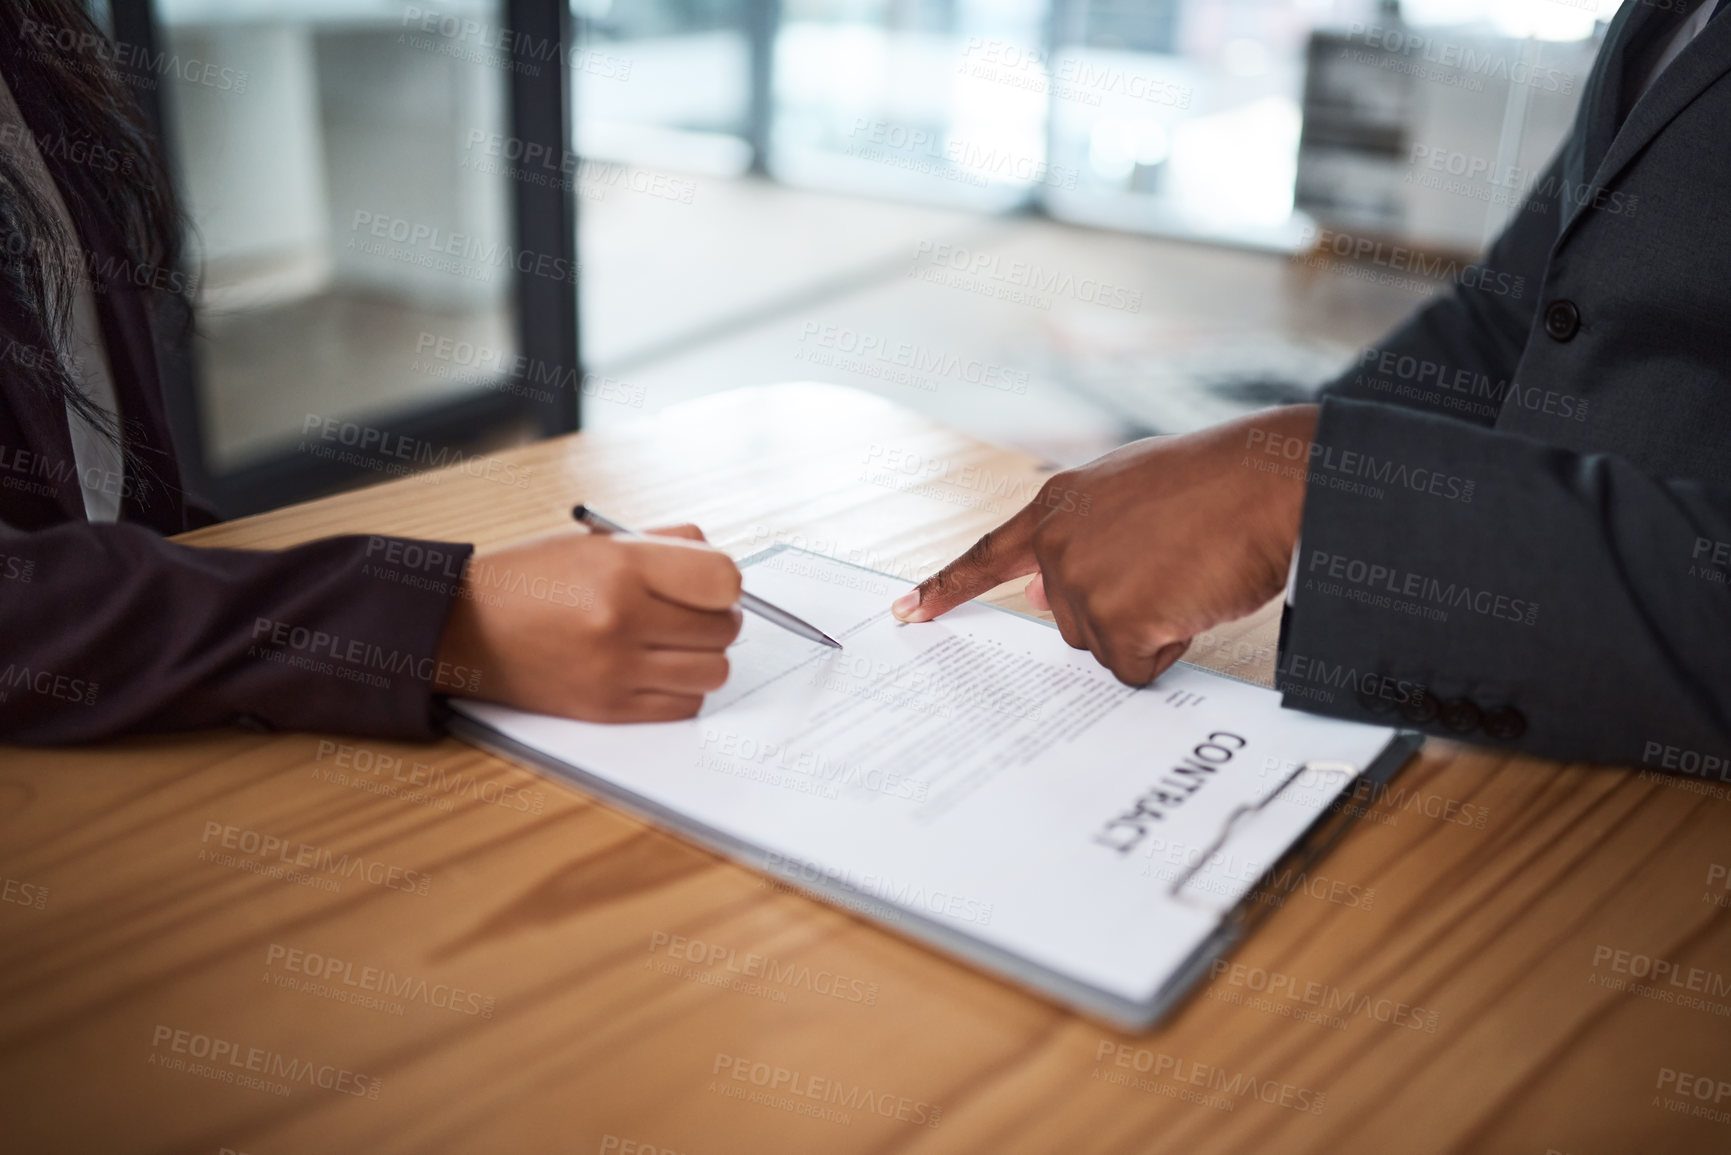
[1134,740,1420,1027]
[447,546,1422,1031]
[450,714,1417,1030]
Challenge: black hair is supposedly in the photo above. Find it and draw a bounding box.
[0,0,186,494]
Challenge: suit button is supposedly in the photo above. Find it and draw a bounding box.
[1438,698,1482,733]
[1400,693,1439,725]
[1483,707,1527,741]
[1544,300,1580,341]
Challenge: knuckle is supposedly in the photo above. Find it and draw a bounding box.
[959,531,998,571]
[1031,526,1054,563]
[1139,619,1188,656]
[932,558,979,598]
[1031,516,1068,556]
[588,602,625,637]
[1128,619,1166,652]
[1055,617,1087,651]
[1112,662,1150,688]
[590,543,634,588]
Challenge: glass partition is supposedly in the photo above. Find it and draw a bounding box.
[155,0,529,504]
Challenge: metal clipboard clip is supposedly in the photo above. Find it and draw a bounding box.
[1165,760,1360,916]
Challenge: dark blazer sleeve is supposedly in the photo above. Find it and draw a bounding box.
[0,521,475,744]
[1316,151,1565,426]
[1278,396,1731,766]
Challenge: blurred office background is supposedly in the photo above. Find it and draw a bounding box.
[117,0,1615,514]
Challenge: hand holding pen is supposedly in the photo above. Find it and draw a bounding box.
[432,515,750,722]
[573,505,842,649]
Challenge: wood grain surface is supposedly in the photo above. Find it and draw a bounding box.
[2,382,1728,1155]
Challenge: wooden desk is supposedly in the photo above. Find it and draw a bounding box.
[2,383,1727,1154]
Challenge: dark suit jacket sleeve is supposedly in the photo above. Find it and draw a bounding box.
[0,521,475,744]
[1278,396,1731,766]
[1316,151,1565,426]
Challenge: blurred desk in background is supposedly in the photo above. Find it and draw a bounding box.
[1,383,1727,1154]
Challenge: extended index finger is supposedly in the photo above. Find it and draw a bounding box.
[891,502,1042,622]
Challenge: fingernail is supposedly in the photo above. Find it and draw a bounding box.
[890,588,922,621]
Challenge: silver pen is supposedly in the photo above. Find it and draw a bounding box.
[572,505,843,649]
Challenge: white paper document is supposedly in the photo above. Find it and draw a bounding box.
[450,547,1415,1028]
